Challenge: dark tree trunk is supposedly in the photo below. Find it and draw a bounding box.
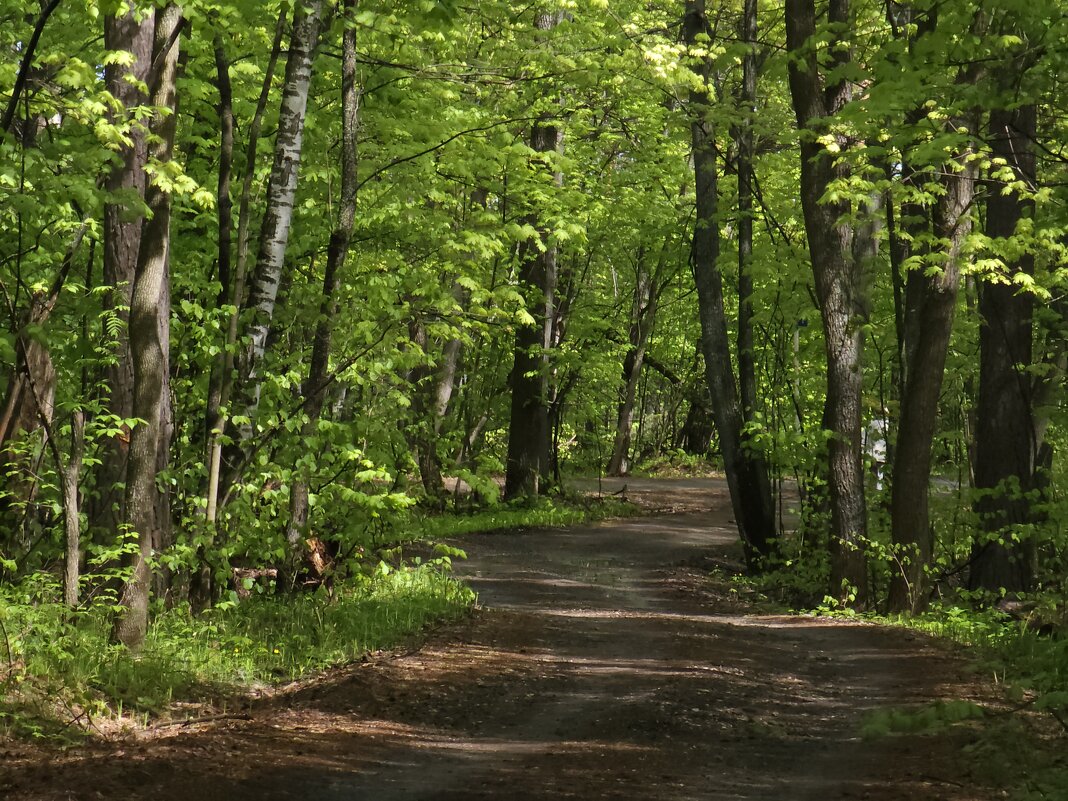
[112,3,181,651]
[607,250,658,476]
[504,234,555,500]
[684,0,776,569]
[970,104,1038,595]
[888,150,975,613]
[736,0,759,419]
[406,318,448,503]
[678,394,716,456]
[504,11,563,502]
[95,1,154,535]
[785,0,868,604]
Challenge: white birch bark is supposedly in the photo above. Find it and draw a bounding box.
[230,0,324,457]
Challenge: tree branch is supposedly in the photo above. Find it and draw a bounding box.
[1,0,64,136]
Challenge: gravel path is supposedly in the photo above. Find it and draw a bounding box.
[3,479,996,800]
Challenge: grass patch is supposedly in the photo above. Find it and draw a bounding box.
[878,605,1068,798]
[406,492,638,541]
[631,450,724,478]
[0,564,473,740]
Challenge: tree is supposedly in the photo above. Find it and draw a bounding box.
[112,3,183,650]
[885,7,981,612]
[684,0,776,568]
[94,0,155,535]
[224,0,325,490]
[970,101,1039,595]
[784,0,869,603]
[607,246,663,476]
[286,0,360,565]
[504,10,565,502]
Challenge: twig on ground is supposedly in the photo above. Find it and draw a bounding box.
[155,712,254,728]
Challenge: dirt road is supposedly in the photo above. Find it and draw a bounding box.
[4,479,996,800]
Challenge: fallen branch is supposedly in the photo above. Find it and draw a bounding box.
[155,712,254,728]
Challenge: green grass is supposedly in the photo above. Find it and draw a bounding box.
[631,450,724,478]
[879,605,1068,798]
[904,604,1068,704]
[0,564,473,740]
[405,493,638,541]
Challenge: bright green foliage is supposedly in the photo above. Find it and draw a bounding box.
[0,0,1066,774]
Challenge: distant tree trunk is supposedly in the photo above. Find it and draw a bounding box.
[684,0,776,569]
[224,0,324,489]
[785,0,868,604]
[94,1,154,535]
[406,318,448,502]
[285,0,358,560]
[409,280,467,499]
[505,224,555,501]
[436,334,463,425]
[0,224,88,537]
[607,250,658,476]
[736,0,759,419]
[888,150,975,613]
[970,103,1038,595]
[504,10,563,502]
[112,3,182,651]
[0,334,55,537]
[678,394,716,456]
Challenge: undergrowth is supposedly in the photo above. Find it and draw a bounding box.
[408,493,637,541]
[884,604,1068,799]
[0,564,473,740]
[747,549,1068,798]
[631,450,724,478]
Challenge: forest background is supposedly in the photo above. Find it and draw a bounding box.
[0,0,1066,748]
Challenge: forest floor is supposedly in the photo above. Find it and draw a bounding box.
[1,479,1021,800]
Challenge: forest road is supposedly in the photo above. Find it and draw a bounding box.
[7,478,996,800]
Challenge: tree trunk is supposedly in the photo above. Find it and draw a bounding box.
[888,151,975,613]
[736,0,759,419]
[684,0,776,569]
[607,250,658,476]
[94,1,154,535]
[405,318,449,503]
[785,0,868,605]
[112,3,181,651]
[970,103,1038,595]
[504,10,563,502]
[225,0,324,488]
[0,224,88,539]
[285,0,359,559]
[63,411,85,607]
[204,34,235,455]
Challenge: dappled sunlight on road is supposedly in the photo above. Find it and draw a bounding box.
[2,479,994,801]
